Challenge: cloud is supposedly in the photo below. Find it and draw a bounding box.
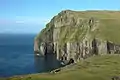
[15,20,25,24]
[14,16,51,25]
[0,16,51,33]
[0,16,51,25]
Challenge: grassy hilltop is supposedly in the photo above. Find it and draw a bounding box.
[36,10,120,44]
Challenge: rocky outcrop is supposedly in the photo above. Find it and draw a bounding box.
[34,10,120,63]
[111,76,120,80]
[34,39,39,53]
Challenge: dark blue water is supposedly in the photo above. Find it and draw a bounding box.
[0,34,60,77]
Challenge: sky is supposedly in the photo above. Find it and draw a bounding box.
[0,0,120,34]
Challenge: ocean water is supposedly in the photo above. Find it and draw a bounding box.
[0,34,60,77]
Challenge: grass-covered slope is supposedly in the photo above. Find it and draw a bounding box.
[4,54,120,80]
[98,18,120,43]
[68,11,120,43]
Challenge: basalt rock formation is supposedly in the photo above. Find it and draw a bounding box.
[34,10,120,63]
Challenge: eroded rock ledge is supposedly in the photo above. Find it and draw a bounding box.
[34,10,120,63]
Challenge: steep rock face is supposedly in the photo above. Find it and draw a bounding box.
[34,10,120,62]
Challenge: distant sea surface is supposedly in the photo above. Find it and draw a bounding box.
[0,34,60,77]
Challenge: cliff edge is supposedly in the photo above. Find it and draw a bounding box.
[34,10,120,62]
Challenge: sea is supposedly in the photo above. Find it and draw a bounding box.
[0,34,60,77]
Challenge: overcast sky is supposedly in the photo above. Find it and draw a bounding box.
[0,0,120,34]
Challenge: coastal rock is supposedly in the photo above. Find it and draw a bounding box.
[34,10,120,62]
[112,76,120,80]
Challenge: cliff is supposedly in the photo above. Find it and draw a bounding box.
[34,10,120,63]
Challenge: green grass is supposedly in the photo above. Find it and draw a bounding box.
[97,18,120,43]
[3,54,120,80]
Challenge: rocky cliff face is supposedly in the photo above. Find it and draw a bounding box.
[34,10,120,63]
